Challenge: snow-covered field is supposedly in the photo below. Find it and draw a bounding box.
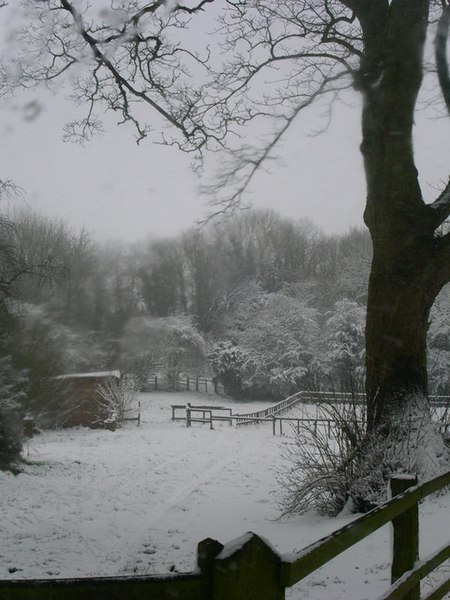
[1,392,449,599]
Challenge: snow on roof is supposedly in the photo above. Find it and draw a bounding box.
[56,370,121,380]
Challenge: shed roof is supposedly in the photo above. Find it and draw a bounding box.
[56,370,121,380]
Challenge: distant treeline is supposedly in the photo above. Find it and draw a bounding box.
[0,207,449,439]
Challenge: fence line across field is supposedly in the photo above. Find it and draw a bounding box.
[3,472,450,599]
[171,405,349,436]
[145,375,225,394]
[171,390,450,435]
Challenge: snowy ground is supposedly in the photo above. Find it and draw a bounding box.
[1,392,450,599]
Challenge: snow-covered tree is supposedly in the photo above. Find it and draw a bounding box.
[121,315,206,389]
[428,288,450,395]
[222,290,320,398]
[323,299,366,390]
[209,341,251,397]
[0,355,27,468]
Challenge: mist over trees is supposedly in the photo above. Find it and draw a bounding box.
[1,204,449,458]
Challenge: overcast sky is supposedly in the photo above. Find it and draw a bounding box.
[1,13,449,243]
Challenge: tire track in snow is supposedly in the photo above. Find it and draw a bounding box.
[93,426,229,573]
[120,428,256,574]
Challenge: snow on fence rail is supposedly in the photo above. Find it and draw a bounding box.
[3,472,450,599]
[235,391,450,427]
[234,390,366,426]
[171,391,450,435]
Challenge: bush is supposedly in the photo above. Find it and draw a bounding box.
[277,393,449,516]
[0,409,22,468]
[209,341,250,397]
[278,394,366,516]
[95,376,139,424]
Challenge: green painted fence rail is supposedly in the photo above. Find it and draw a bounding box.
[2,471,450,599]
[0,572,203,600]
[280,471,450,596]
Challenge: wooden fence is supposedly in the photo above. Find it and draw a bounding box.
[2,472,450,599]
[123,400,141,426]
[170,391,449,436]
[234,390,367,426]
[172,407,338,435]
[145,375,224,394]
[235,391,450,430]
[172,403,233,428]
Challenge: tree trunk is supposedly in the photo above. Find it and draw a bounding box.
[356,0,441,430]
[365,247,439,430]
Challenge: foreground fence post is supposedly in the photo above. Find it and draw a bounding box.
[212,532,284,600]
[390,474,419,600]
[197,537,224,599]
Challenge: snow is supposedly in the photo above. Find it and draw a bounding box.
[55,370,121,379]
[1,391,450,599]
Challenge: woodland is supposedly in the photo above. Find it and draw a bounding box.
[1,206,450,468]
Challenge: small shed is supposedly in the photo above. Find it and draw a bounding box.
[56,370,121,428]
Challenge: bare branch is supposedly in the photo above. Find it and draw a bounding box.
[201,70,352,220]
[59,0,193,142]
[3,1,365,205]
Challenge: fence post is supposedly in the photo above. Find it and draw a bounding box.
[187,376,190,391]
[272,415,276,436]
[390,474,419,600]
[211,532,284,600]
[23,416,34,438]
[197,537,224,599]
[155,375,158,391]
[186,403,192,428]
[196,376,199,392]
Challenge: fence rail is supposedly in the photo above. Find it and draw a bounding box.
[172,403,233,428]
[0,571,203,600]
[235,390,366,426]
[3,472,450,599]
[170,390,449,436]
[235,391,450,429]
[145,375,224,394]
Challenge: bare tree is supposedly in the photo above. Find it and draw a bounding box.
[5,1,450,443]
